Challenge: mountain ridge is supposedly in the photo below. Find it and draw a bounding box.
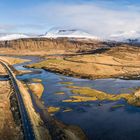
[0,29,140,44]
[110,30,140,43]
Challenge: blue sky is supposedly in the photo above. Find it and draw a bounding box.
[0,0,140,37]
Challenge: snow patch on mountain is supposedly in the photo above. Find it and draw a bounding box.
[43,28,100,40]
[110,30,140,43]
[0,34,30,41]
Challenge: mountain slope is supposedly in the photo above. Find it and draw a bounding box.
[43,28,100,40]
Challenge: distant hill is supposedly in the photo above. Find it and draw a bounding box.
[110,30,140,44]
[0,34,30,41]
[42,28,100,40]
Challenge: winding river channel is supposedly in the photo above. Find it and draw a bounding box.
[13,56,140,140]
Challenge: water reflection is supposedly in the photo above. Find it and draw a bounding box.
[14,56,140,140]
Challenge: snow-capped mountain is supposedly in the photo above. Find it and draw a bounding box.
[0,28,101,41]
[0,34,30,41]
[110,30,140,43]
[42,28,100,40]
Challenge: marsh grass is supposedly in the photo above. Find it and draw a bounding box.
[48,106,60,114]
[63,86,139,106]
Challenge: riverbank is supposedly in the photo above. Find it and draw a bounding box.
[17,80,52,140]
[0,80,23,140]
[0,55,88,140]
[25,79,88,140]
[0,56,30,65]
[27,46,140,80]
[0,57,30,140]
[0,56,33,76]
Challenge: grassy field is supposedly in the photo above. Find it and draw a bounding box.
[28,46,140,79]
[0,56,29,65]
[28,82,44,99]
[0,81,23,140]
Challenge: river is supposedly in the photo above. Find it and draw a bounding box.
[14,56,140,140]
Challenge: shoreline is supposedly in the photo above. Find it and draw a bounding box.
[0,80,24,140]
[26,82,88,140]
[27,65,140,81]
[26,46,140,81]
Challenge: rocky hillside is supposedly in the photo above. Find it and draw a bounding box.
[0,38,119,55]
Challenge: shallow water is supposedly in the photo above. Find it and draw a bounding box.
[14,56,140,140]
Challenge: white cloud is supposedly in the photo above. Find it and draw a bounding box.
[25,2,140,38]
[1,1,140,38]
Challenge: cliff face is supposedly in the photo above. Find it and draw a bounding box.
[0,38,114,54]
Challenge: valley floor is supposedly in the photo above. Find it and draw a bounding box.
[28,46,140,79]
[1,43,140,139]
